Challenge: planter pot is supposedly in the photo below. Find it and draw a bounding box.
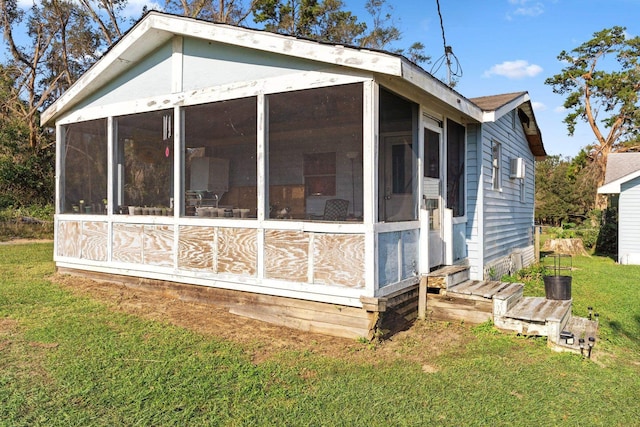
[128,206,136,215]
[543,275,572,300]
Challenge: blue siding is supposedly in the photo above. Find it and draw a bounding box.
[479,111,535,266]
[465,124,481,276]
[79,44,173,110]
[378,229,419,287]
[182,38,323,91]
[619,176,640,264]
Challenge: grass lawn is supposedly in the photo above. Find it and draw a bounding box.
[1,243,639,426]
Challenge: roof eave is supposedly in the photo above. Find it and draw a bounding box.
[401,61,483,122]
[42,12,406,126]
[598,169,640,193]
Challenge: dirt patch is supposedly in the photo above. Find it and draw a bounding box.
[51,274,473,367]
[0,238,53,245]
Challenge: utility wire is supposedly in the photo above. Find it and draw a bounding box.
[431,0,463,86]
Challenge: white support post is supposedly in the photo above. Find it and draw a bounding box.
[444,208,454,265]
[256,93,267,280]
[363,80,378,298]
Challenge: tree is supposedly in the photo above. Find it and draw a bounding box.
[1,0,126,150]
[0,65,54,207]
[164,0,253,24]
[545,26,640,207]
[252,0,365,44]
[535,154,597,226]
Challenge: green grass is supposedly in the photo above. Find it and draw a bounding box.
[1,243,640,426]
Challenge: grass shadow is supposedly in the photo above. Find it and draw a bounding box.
[608,316,640,346]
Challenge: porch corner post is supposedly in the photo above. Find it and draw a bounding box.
[362,80,378,297]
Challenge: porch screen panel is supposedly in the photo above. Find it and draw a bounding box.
[447,119,465,217]
[267,83,363,221]
[378,88,418,222]
[115,109,174,214]
[62,119,108,214]
[183,97,257,218]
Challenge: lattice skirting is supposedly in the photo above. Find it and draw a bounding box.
[483,246,535,280]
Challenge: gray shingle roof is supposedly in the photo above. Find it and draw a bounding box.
[603,153,640,185]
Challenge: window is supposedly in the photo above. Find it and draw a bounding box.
[183,97,257,218]
[492,140,502,191]
[115,109,174,214]
[62,119,108,214]
[446,119,465,217]
[268,84,363,221]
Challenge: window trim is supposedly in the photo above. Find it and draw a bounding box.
[492,140,502,192]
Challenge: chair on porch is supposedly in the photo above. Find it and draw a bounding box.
[311,198,349,221]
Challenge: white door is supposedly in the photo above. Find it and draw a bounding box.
[421,126,445,269]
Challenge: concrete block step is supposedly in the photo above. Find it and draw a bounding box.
[550,316,599,354]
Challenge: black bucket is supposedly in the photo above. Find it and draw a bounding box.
[543,275,572,300]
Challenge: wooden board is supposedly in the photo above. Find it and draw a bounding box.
[57,220,81,258]
[427,294,492,324]
[313,233,365,288]
[178,225,215,271]
[143,225,174,267]
[113,223,143,264]
[81,221,108,261]
[56,268,374,339]
[217,227,257,276]
[264,229,309,282]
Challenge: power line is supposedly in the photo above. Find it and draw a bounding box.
[430,0,462,87]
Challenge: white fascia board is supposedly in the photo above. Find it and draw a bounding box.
[597,169,640,193]
[401,62,483,123]
[150,13,402,76]
[481,93,530,123]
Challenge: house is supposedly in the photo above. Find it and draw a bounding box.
[597,153,640,265]
[42,11,546,339]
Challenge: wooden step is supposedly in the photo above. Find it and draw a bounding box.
[496,297,572,339]
[448,280,511,299]
[425,265,470,289]
[505,297,571,323]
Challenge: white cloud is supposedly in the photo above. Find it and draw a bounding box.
[554,105,567,113]
[531,101,546,111]
[483,60,543,79]
[506,0,545,20]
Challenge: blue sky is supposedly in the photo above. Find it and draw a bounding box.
[344,0,640,157]
[8,0,638,157]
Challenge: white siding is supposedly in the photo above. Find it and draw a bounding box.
[619,176,640,264]
[480,111,535,269]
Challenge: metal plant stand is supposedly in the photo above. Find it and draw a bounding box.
[543,253,572,300]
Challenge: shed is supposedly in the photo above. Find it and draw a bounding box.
[598,152,640,265]
[42,12,546,338]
